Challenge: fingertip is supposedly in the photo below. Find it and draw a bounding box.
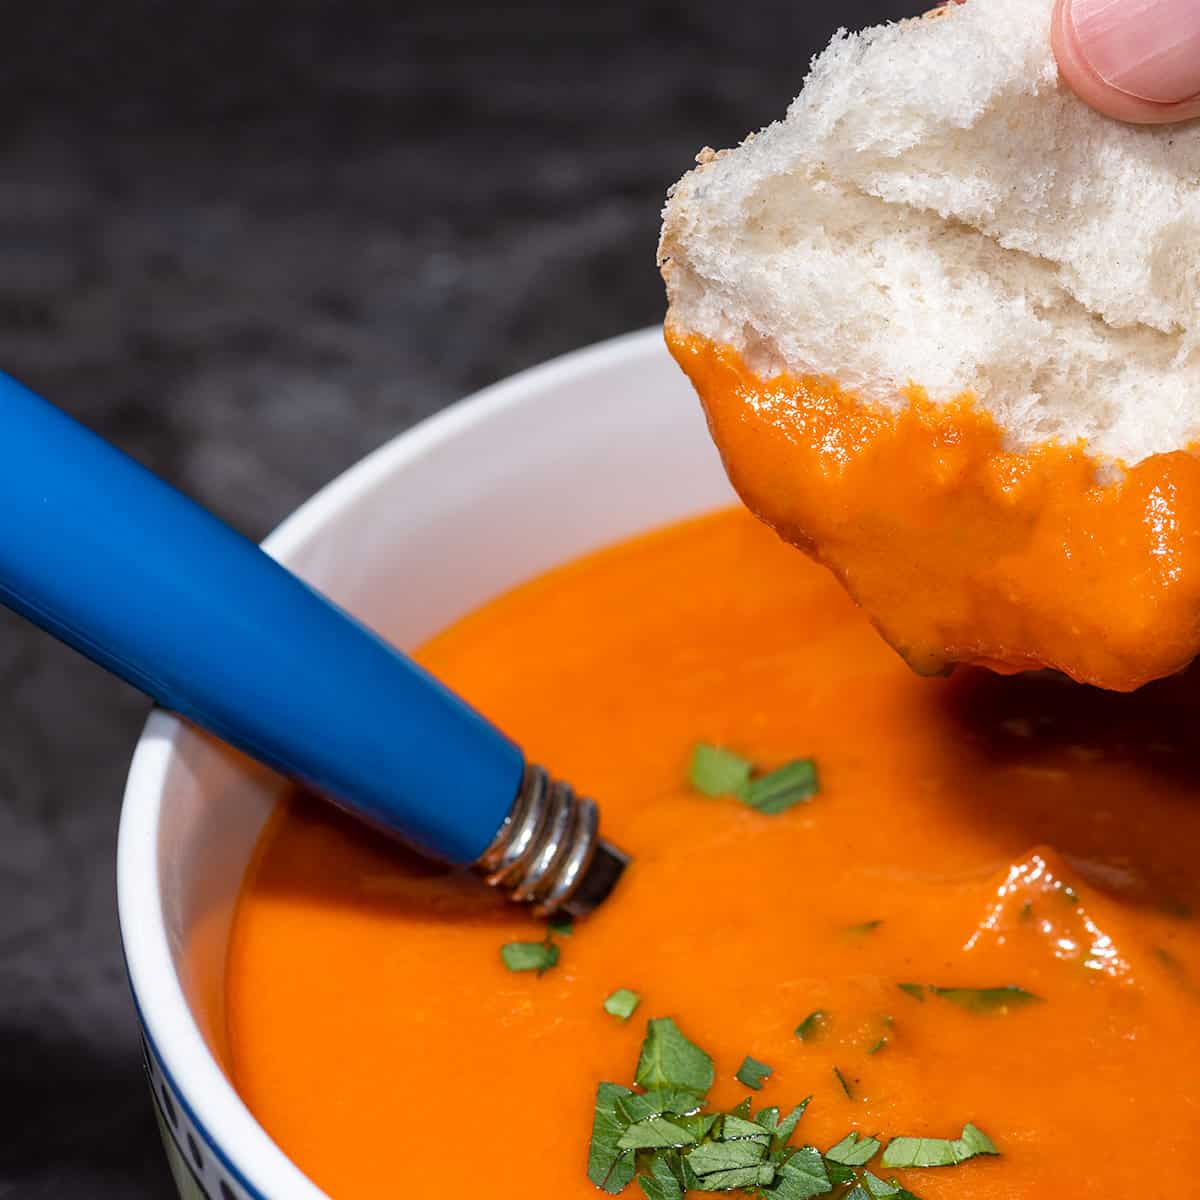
[1053,0,1200,126]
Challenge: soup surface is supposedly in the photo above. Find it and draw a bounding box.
[226,507,1200,1199]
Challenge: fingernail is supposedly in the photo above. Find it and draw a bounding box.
[1069,0,1200,103]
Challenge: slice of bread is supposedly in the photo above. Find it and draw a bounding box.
[659,0,1200,691]
[660,0,1200,466]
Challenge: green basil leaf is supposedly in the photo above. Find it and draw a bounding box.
[862,1170,923,1200]
[755,1106,780,1133]
[637,1156,685,1200]
[688,1137,769,1189]
[635,1088,705,1117]
[675,1112,719,1142]
[771,1146,833,1199]
[928,986,1042,1015]
[862,1172,900,1198]
[499,941,558,973]
[881,1123,1000,1168]
[825,1161,857,1187]
[586,1082,636,1194]
[742,759,820,814]
[735,1054,773,1090]
[720,1113,771,1144]
[617,1116,698,1151]
[774,1099,813,1146]
[689,744,753,797]
[603,987,641,1021]
[796,1010,830,1041]
[826,1131,882,1166]
[635,1017,715,1093]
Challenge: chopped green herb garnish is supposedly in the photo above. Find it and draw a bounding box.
[499,940,558,974]
[755,1106,780,1131]
[777,1100,814,1143]
[677,1112,719,1142]
[773,1147,831,1199]
[635,1018,715,1094]
[825,1161,856,1188]
[897,982,925,1001]
[759,1098,812,1147]
[589,1021,821,1197]
[616,1094,657,1124]
[689,744,753,797]
[587,1082,637,1193]
[604,988,641,1021]
[677,1153,701,1193]
[548,913,574,936]
[882,1123,999,1168]
[795,1009,830,1041]
[735,1055,773,1090]
[618,1117,698,1151]
[846,919,884,935]
[867,1036,888,1056]
[862,1173,923,1200]
[721,1113,772,1143]
[633,1088,705,1117]
[688,1139,773,1190]
[743,759,821,814]
[928,985,1041,1015]
[689,744,820,815]
[589,1015,988,1199]
[862,1172,898,1198]
[636,1155,684,1200]
[826,1132,882,1166]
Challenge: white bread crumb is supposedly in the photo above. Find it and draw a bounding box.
[659,0,1200,465]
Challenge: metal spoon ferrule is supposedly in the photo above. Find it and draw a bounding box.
[474,763,629,917]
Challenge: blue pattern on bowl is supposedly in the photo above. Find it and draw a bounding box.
[138,1012,267,1200]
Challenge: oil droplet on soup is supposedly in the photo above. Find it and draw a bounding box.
[221,508,1200,1199]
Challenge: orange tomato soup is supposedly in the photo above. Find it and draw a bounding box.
[667,330,1200,693]
[226,507,1200,1199]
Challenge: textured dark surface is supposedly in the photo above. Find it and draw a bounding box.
[0,1,919,1195]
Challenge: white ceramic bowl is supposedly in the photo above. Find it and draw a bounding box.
[117,327,735,1199]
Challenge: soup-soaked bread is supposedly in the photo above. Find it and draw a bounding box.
[659,0,1200,691]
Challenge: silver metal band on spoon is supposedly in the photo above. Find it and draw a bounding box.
[475,763,630,917]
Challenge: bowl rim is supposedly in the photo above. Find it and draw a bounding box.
[117,325,665,1199]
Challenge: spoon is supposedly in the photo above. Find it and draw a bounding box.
[0,371,629,916]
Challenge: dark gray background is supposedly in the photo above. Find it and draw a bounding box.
[0,2,917,1194]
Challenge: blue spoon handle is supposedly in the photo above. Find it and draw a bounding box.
[0,371,526,865]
